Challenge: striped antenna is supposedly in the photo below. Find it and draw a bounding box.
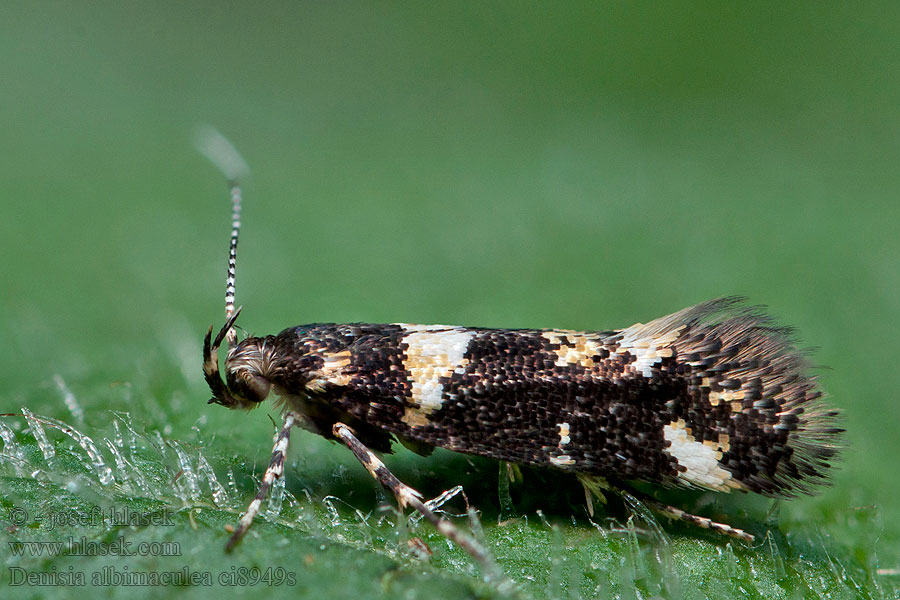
[224,181,241,347]
[194,125,250,350]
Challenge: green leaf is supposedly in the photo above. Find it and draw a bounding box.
[0,359,887,599]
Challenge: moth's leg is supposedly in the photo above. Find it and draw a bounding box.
[497,462,518,520]
[576,473,610,518]
[617,485,755,543]
[225,412,298,552]
[332,422,492,571]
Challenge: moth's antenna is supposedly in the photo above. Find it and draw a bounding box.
[222,180,242,347]
[193,125,250,350]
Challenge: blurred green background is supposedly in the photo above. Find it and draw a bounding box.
[1,2,898,599]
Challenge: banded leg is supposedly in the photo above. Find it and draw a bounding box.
[620,485,755,543]
[226,412,297,552]
[332,422,493,572]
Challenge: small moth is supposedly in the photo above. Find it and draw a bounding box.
[198,132,841,568]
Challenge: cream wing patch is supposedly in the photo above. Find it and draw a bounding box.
[542,331,607,368]
[557,422,571,446]
[398,324,475,427]
[305,349,353,392]
[663,420,744,492]
[613,319,684,377]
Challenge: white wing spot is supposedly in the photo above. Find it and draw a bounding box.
[557,422,571,446]
[398,324,475,426]
[613,323,682,377]
[663,420,743,491]
[549,455,576,467]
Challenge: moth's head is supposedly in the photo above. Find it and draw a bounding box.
[203,309,274,410]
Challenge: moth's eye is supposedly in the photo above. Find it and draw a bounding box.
[226,371,272,407]
[247,375,272,402]
[241,374,272,404]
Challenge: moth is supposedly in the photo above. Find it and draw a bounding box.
[198,132,841,569]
